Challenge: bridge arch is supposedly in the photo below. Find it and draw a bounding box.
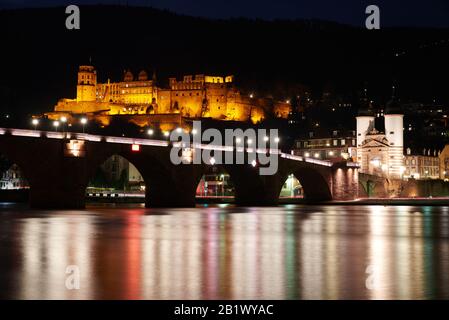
[192,163,270,205]
[277,167,332,201]
[85,144,197,207]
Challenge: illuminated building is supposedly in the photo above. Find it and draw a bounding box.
[43,65,291,129]
[439,145,449,180]
[292,129,357,161]
[356,94,405,179]
[403,147,440,180]
[0,164,28,190]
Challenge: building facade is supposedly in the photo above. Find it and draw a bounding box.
[45,65,291,129]
[356,97,405,179]
[404,153,440,180]
[293,129,357,161]
[0,164,29,190]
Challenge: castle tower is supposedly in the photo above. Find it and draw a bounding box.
[384,87,404,178]
[76,65,97,102]
[356,89,375,148]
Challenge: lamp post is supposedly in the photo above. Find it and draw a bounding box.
[80,117,87,133]
[53,121,60,132]
[60,116,67,134]
[31,118,39,131]
[220,174,225,197]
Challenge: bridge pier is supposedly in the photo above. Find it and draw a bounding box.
[233,175,282,206]
[331,166,359,201]
[28,155,89,209]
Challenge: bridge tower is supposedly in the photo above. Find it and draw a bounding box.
[76,65,97,102]
[384,87,404,178]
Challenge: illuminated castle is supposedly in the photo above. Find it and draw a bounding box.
[45,65,291,130]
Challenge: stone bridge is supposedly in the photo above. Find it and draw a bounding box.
[0,128,359,209]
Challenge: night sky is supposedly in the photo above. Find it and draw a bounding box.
[0,0,448,27]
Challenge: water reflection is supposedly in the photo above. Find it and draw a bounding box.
[0,204,448,299]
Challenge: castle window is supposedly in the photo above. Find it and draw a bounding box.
[390,131,394,134]
[407,148,411,155]
[333,140,338,146]
[341,139,346,145]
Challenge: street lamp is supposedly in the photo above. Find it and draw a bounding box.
[31,118,39,130]
[147,128,154,136]
[220,174,225,197]
[53,121,60,131]
[60,116,67,133]
[80,117,87,133]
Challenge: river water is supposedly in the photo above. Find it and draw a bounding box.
[0,203,448,300]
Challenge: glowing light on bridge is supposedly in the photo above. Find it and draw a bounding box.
[31,118,39,130]
[131,144,141,152]
[64,140,86,158]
